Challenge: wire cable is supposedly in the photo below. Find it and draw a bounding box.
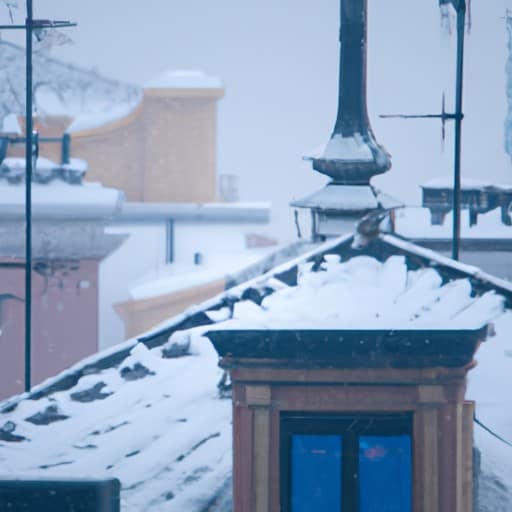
[474,414,512,449]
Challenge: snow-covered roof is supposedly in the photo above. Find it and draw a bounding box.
[1,233,511,510]
[0,180,124,220]
[0,340,231,512]
[145,70,223,90]
[206,253,503,332]
[129,248,275,301]
[395,207,512,239]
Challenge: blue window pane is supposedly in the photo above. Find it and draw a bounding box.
[291,435,342,512]
[359,435,412,512]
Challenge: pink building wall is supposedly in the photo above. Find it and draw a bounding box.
[0,260,99,399]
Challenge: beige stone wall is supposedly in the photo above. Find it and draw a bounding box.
[70,105,147,201]
[8,87,223,203]
[72,87,223,203]
[141,88,219,202]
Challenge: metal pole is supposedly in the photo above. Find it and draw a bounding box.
[1,3,74,395]
[24,0,33,392]
[452,0,466,261]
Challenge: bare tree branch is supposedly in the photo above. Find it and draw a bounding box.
[1,0,18,24]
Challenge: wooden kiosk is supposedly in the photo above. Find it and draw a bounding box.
[208,327,484,511]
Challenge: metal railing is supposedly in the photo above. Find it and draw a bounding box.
[0,132,71,165]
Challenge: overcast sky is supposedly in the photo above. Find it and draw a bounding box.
[3,1,512,240]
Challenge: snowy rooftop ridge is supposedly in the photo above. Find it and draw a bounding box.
[422,176,512,191]
[207,254,504,332]
[0,157,88,185]
[1,233,512,510]
[0,160,124,220]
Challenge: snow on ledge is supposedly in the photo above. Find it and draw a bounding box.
[0,181,124,219]
[1,113,22,134]
[394,207,512,239]
[304,133,373,161]
[2,156,58,171]
[422,176,494,190]
[291,184,378,210]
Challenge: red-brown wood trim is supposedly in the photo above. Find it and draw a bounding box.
[438,402,463,511]
[229,366,467,385]
[233,404,253,511]
[269,408,281,511]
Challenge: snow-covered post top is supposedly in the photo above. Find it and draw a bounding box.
[310,0,391,185]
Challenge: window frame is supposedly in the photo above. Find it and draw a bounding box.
[280,412,412,512]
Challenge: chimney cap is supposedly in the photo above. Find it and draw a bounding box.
[144,70,223,90]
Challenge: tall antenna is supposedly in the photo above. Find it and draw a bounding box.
[0,2,76,392]
[380,0,467,261]
[447,0,466,261]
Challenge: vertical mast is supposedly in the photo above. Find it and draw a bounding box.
[312,0,390,185]
[24,0,33,392]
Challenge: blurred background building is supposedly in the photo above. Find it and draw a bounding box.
[0,45,272,398]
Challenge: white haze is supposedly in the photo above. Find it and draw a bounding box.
[2,0,512,241]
